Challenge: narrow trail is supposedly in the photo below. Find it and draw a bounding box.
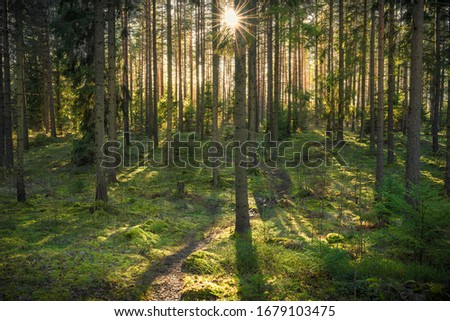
[145,165,292,301]
[145,235,206,301]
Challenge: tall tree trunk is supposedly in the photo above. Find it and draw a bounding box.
[273,0,280,147]
[107,0,118,183]
[287,15,292,136]
[94,0,108,202]
[267,7,273,136]
[43,0,56,138]
[387,0,395,164]
[14,0,26,202]
[359,0,367,138]
[0,0,4,167]
[431,1,441,154]
[248,0,257,140]
[195,3,200,136]
[200,0,205,139]
[326,0,334,136]
[121,0,131,146]
[375,0,385,199]
[152,0,159,146]
[369,2,376,153]
[177,0,183,132]
[234,0,249,234]
[405,0,424,209]
[2,0,12,168]
[337,0,344,142]
[401,65,408,135]
[166,0,173,162]
[145,0,154,138]
[212,0,220,187]
[444,7,450,197]
[313,0,319,128]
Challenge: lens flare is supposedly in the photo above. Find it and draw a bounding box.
[223,7,238,30]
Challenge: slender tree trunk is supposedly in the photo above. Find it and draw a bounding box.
[152,0,159,146]
[234,0,249,234]
[369,3,376,153]
[387,0,395,164]
[375,0,385,199]
[107,0,118,183]
[0,0,4,167]
[121,0,131,146]
[405,0,424,209]
[431,1,441,153]
[444,7,450,197]
[337,0,344,142]
[166,0,173,163]
[145,0,154,138]
[42,0,56,137]
[402,65,409,135]
[14,0,26,202]
[94,0,107,202]
[314,0,319,127]
[247,0,257,140]
[177,0,183,132]
[212,0,220,187]
[267,8,273,136]
[273,1,280,146]
[287,15,292,136]
[2,0,12,169]
[326,0,334,135]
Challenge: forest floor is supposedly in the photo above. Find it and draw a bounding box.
[0,130,449,300]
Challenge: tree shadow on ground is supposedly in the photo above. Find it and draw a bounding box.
[235,232,269,300]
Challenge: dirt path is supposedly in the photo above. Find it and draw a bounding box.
[144,166,291,301]
[145,235,205,301]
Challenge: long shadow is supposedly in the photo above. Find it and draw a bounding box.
[124,196,224,300]
[235,232,268,300]
[126,235,203,300]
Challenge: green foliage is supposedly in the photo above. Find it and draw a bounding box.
[180,279,226,301]
[182,251,223,275]
[325,233,345,244]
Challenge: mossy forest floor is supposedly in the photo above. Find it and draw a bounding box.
[1,131,449,300]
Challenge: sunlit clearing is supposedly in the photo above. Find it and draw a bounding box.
[223,7,238,30]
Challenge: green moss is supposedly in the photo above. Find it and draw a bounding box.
[267,237,305,250]
[180,280,225,301]
[325,233,345,244]
[182,251,223,275]
[123,226,160,245]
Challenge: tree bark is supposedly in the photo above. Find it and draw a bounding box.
[387,0,395,164]
[369,2,376,153]
[2,0,12,168]
[152,0,159,147]
[431,1,441,154]
[234,0,250,234]
[405,0,424,209]
[166,0,173,163]
[14,0,26,202]
[375,0,385,199]
[94,0,108,202]
[337,0,344,142]
[359,0,367,138]
[177,0,183,132]
[42,0,56,138]
[107,0,118,183]
[0,0,4,167]
[121,0,131,146]
[212,0,220,187]
[445,7,450,197]
[248,0,257,140]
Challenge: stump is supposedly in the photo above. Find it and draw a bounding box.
[176,181,185,199]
